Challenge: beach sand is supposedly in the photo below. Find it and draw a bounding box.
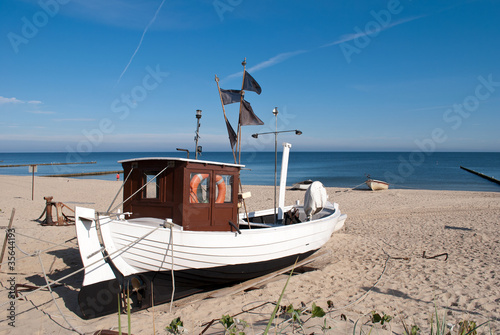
[0,175,498,334]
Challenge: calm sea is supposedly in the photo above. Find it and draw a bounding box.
[0,152,499,192]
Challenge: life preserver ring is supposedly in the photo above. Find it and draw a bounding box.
[189,174,226,203]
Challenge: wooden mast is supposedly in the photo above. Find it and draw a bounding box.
[215,64,251,228]
[237,58,247,164]
[215,74,237,164]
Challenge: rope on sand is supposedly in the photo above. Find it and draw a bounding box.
[0,225,161,308]
[265,249,404,333]
[199,249,397,334]
[0,232,77,267]
[36,250,83,335]
[326,252,392,314]
[17,290,77,333]
[0,221,160,334]
[4,241,83,333]
[232,251,391,335]
[332,182,367,194]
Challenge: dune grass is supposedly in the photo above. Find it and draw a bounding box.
[112,266,494,335]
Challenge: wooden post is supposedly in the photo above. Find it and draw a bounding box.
[29,164,37,201]
[0,208,16,271]
[43,196,55,225]
[237,58,247,164]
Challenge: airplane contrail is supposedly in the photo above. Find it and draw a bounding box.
[117,0,167,84]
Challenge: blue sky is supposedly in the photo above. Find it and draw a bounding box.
[1,0,499,153]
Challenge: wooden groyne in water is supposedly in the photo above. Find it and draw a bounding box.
[45,170,123,178]
[0,161,96,168]
[460,166,500,186]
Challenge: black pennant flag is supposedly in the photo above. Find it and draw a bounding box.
[239,99,264,126]
[220,89,241,105]
[243,71,262,95]
[225,118,237,148]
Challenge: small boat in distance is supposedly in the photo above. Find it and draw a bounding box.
[291,179,313,190]
[365,177,389,191]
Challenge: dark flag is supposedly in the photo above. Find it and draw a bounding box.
[239,99,264,126]
[225,118,237,149]
[220,89,241,105]
[243,71,262,95]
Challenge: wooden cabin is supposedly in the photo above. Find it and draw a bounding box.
[120,157,242,232]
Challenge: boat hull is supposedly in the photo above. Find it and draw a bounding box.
[366,179,389,191]
[75,203,346,318]
[78,249,317,319]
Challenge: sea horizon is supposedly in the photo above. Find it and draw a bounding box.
[1,151,499,192]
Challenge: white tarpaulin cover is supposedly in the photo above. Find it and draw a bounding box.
[304,181,328,220]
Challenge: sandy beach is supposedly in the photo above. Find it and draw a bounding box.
[0,175,498,334]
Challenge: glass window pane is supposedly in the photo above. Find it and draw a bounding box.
[143,172,159,199]
[216,174,233,203]
[190,173,210,203]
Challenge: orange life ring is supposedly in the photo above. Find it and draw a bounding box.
[189,174,226,203]
[215,175,226,203]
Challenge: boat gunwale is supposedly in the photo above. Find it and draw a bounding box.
[99,203,341,236]
[366,179,389,185]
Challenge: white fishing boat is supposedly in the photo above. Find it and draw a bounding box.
[75,62,346,319]
[75,151,346,318]
[366,179,389,191]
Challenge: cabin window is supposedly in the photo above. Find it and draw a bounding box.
[216,174,233,203]
[189,173,210,203]
[143,172,160,199]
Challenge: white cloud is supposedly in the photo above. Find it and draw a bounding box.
[0,96,24,104]
[403,105,451,113]
[28,110,55,114]
[53,118,96,122]
[63,0,213,32]
[0,96,43,105]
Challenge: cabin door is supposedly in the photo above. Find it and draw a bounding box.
[210,173,235,231]
[186,170,212,231]
[186,169,236,231]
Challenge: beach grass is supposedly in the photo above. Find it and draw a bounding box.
[157,299,493,335]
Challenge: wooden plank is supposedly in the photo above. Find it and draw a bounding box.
[210,249,329,298]
[93,330,135,335]
[171,249,330,308]
[0,208,16,271]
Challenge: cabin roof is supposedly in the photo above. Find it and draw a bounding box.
[118,157,244,168]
